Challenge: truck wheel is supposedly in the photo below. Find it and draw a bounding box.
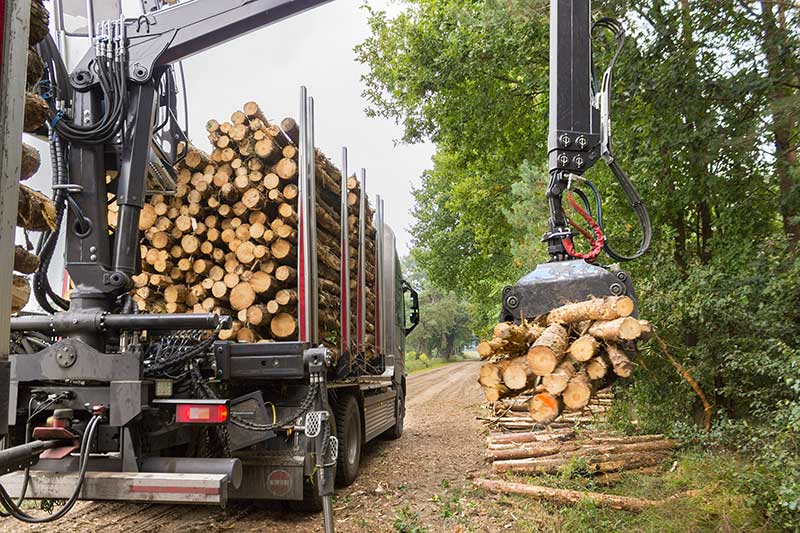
[334,395,362,487]
[382,382,405,440]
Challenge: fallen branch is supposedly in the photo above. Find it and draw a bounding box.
[474,478,699,512]
[653,333,712,432]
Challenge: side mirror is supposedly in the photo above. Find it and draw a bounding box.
[401,280,419,336]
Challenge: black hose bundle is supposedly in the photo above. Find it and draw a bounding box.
[0,415,102,523]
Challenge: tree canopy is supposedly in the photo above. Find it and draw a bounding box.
[359,0,800,526]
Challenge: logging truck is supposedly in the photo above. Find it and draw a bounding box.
[0,0,420,528]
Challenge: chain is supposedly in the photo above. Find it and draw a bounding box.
[228,380,320,432]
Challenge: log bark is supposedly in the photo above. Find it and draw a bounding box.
[588,317,642,341]
[474,479,695,512]
[526,324,568,376]
[29,0,50,46]
[492,450,672,475]
[606,343,634,378]
[20,142,40,181]
[12,275,31,313]
[546,296,635,325]
[18,185,56,231]
[23,92,49,133]
[13,245,39,274]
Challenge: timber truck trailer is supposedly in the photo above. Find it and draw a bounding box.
[0,1,420,531]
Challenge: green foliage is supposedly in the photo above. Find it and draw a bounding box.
[506,450,768,532]
[393,505,428,533]
[360,0,800,527]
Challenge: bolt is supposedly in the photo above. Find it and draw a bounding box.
[559,134,571,147]
[558,153,569,166]
[573,156,584,169]
[90,254,97,261]
[609,282,625,296]
[89,246,97,253]
[506,295,519,309]
[576,135,587,149]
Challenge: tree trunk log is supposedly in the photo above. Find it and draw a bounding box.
[542,359,575,395]
[562,369,592,410]
[502,356,537,390]
[529,392,562,423]
[23,92,49,132]
[474,479,695,512]
[588,317,642,341]
[606,343,634,378]
[18,185,56,231]
[11,275,31,313]
[546,296,634,325]
[526,324,568,376]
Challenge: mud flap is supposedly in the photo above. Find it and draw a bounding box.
[230,463,304,501]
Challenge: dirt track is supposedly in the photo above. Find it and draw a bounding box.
[2,360,500,532]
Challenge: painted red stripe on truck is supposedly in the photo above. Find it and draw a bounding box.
[129,485,220,495]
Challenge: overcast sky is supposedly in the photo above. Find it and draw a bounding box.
[180,1,434,254]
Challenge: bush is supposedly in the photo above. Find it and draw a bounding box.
[610,242,800,529]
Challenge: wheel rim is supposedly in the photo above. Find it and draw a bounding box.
[347,411,359,465]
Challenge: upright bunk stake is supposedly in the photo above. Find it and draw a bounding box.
[374,194,382,356]
[297,87,311,342]
[357,168,367,353]
[340,147,351,355]
[306,96,319,344]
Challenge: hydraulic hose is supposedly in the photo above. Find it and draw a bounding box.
[602,158,652,261]
[0,415,101,523]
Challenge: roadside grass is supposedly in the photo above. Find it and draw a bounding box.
[405,354,466,374]
[474,449,771,532]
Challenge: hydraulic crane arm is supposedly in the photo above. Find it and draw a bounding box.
[543,0,651,263]
[71,0,333,82]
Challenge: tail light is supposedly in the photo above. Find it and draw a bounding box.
[176,403,228,424]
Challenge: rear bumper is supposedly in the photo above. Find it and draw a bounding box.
[0,471,229,504]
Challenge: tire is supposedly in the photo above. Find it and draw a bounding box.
[334,395,362,487]
[382,382,405,440]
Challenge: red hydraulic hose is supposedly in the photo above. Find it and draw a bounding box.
[562,192,605,261]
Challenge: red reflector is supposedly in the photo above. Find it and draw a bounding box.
[176,404,228,424]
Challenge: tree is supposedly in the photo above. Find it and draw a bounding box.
[402,255,474,359]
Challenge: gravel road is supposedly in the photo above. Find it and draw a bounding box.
[2,360,500,532]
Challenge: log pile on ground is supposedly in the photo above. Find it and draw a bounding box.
[128,101,377,359]
[479,390,613,432]
[477,295,648,423]
[486,429,676,474]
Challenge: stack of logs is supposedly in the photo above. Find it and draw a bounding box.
[11,0,57,313]
[481,391,613,432]
[129,101,378,359]
[478,296,651,423]
[486,429,676,476]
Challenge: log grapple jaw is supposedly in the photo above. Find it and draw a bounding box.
[500,260,637,323]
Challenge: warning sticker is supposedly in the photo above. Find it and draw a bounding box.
[267,469,292,497]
